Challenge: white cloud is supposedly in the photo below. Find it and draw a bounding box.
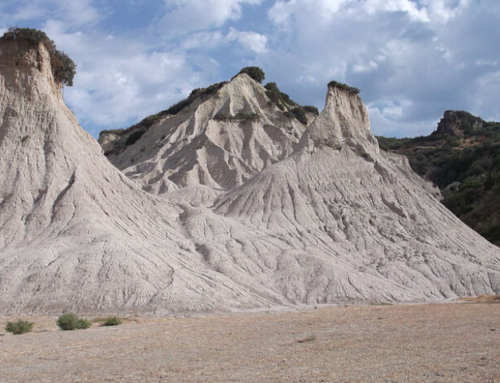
[367,105,437,137]
[0,0,100,28]
[228,28,268,53]
[181,31,226,50]
[352,60,378,73]
[181,28,267,53]
[269,0,430,26]
[364,0,429,22]
[476,59,499,67]
[160,0,263,36]
[54,0,100,26]
[421,0,470,23]
[41,21,205,135]
[261,0,500,136]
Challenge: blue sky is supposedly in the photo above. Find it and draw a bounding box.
[1,0,499,138]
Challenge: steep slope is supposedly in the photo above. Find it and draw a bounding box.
[98,74,313,195]
[377,111,500,246]
[198,85,500,303]
[0,35,273,314]
[1,30,499,315]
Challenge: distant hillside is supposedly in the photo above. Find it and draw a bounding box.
[377,111,500,246]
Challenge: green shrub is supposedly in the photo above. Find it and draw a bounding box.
[213,113,259,122]
[291,107,308,125]
[125,130,145,146]
[264,82,299,111]
[327,80,360,94]
[5,320,34,335]
[164,81,227,116]
[1,27,76,86]
[103,316,123,326]
[57,313,91,331]
[51,50,77,86]
[303,105,319,116]
[238,66,265,83]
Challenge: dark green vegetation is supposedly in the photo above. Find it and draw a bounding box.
[1,27,76,86]
[125,130,146,146]
[377,111,500,245]
[5,320,34,335]
[291,107,308,125]
[264,82,314,125]
[103,316,123,326]
[328,80,360,95]
[99,81,227,151]
[265,82,298,111]
[237,66,265,83]
[303,105,320,116]
[214,112,260,122]
[165,82,227,116]
[57,313,91,331]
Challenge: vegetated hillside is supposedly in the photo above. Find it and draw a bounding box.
[377,111,500,246]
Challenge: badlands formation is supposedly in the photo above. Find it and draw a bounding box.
[0,37,499,315]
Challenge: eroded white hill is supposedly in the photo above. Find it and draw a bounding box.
[99,74,311,194]
[0,38,276,314]
[209,85,500,301]
[0,35,499,315]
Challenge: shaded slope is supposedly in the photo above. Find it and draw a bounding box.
[0,38,273,314]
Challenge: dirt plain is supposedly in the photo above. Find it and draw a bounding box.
[0,301,499,382]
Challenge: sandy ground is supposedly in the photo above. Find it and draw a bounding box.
[0,302,499,382]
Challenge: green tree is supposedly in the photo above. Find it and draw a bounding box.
[238,67,265,83]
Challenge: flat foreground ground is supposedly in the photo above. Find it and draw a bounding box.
[1,303,499,382]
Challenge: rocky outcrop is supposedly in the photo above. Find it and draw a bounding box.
[433,110,484,137]
[0,38,275,314]
[210,87,500,302]
[0,34,499,314]
[99,74,313,194]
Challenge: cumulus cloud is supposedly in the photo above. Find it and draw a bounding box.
[0,0,100,28]
[43,23,204,135]
[160,0,263,36]
[181,28,267,53]
[227,28,268,53]
[262,0,500,136]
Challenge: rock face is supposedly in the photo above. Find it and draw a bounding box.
[99,74,310,194]
[0,39,276,314]
[433,110,484,137]
[0,36,499,315]
[211,85,500,302]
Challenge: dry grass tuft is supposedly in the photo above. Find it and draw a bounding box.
[297,334,317,343]
[459,295,500,303]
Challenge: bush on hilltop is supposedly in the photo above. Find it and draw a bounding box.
[0,27,76,86]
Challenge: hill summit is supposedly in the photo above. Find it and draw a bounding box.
[0,31,499,314]
[378,111,500,246]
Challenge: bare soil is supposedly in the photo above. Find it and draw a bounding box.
[1,302,499,382]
